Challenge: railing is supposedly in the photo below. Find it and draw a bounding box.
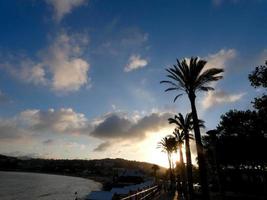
[119,185,159,200]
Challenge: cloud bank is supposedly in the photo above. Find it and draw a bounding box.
[0,108,173,152]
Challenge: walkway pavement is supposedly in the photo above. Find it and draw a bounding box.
[155,191,180,200]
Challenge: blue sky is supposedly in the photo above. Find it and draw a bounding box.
[0,0,266,167]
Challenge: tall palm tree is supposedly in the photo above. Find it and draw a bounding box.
[161,57,223,200]
[169,113,195,200]
[157,136,177,188]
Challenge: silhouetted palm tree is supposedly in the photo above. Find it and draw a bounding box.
[169,113,195,200]
[161,57,223,200]
[157,136,177,188]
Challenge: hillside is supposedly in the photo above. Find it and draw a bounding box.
[0,154,166,179]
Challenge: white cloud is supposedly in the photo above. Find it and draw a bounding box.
[46,0,87,22]
[2,32,90,93]
[45,33,90,92]
[7,59,48,86]
[205,49,237,70]
[200,49,239,109]
[124,54,148,72]
[202,90,246,109]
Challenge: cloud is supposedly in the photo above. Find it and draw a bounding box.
[90,114,133,139]
[45,33,90,92]
[64,142,86,150]
[5,58,48,86]
[2,32,90,93]
[202,90,246,109]
[200,49,239,109]
[45,0,87,22]
[93,141,112,152]
[124,55,148,72]
[90,112,172,140]
[19,108,89,134]
[205,49,237,70]
[0,119,28,140]
[0,108,173,154]
[0,108,91,142]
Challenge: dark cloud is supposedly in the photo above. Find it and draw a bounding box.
[93,141,112,152]
[90,114,133,139]
[90,112,172,140]
[127,113,172,139]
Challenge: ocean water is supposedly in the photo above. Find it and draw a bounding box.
[0,171,102,200]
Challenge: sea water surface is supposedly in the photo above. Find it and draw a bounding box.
[0,171,102,200]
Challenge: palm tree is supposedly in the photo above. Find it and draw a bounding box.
[161,57,223,200]
[157,135,177,188]
[169,113,195,200]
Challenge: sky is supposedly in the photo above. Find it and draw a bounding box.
[0,0,266,167]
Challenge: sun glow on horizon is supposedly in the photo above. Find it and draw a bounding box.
[139,127,180,168]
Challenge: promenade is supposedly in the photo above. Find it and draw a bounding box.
[155,191,179,200]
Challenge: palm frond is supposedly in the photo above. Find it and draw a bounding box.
[173,94,183,102]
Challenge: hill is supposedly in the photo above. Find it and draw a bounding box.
[0,154,166,180]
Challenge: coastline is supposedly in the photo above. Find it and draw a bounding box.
[0,170,105,188]
[0,171,104,200]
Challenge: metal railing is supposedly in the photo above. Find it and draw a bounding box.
[119,185,159,200]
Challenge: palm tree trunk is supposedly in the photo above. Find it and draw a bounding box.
[189,93,210,200]
[168,153,173,189]
[185,131,194,200]
[179,145,189,200]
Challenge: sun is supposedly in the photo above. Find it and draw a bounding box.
[139,127,179,168]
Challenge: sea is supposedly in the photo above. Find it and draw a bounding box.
[0,171,102,200]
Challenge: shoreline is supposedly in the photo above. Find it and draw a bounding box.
[0,170,107,188]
